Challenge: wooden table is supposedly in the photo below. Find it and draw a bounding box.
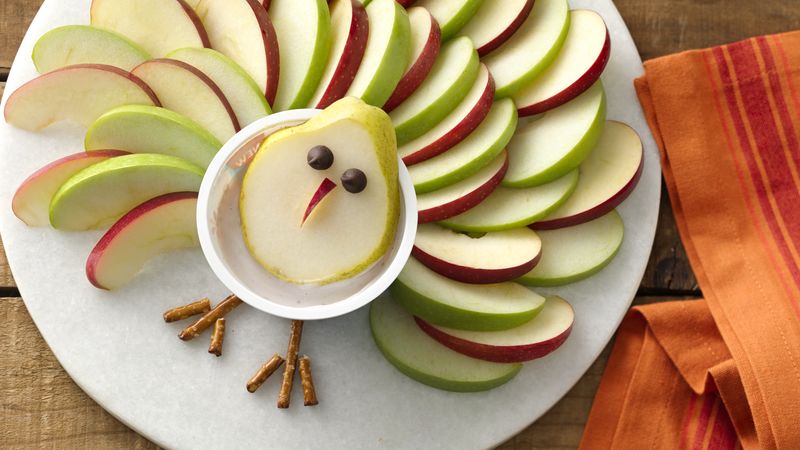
[1,1,797,447]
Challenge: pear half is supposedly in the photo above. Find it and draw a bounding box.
[240,97,399,285]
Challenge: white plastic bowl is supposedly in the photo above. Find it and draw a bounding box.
[196,109,417,320]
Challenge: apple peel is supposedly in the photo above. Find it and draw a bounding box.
[302,177,337,225]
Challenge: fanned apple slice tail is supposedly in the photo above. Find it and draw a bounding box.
[86,192,200,290]
[32,25,151,73]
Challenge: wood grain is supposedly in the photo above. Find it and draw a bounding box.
[0,0,41,75]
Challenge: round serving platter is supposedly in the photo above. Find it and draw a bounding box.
[0,0,660,448]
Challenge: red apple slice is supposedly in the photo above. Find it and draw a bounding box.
[458,0,534,57]
[532,121,643,230]
[302,177,337,225]
[86,192,199,289]
[383,7,440,112]
[90,0,209,57]
[399,64,494,165]
[416,0,482,40]
[131,59,239,142]
[307,0,368,108]
[416,295,574,363]
[413,224,541,284]
[4,64,159,131]
[417,150,507,223]
[191,0,280,105]
[514,10,611,116]
[398,0,415,6]
[12,151,129,226]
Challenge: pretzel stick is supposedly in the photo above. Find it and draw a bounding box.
[299,356,318,406]
[246,353,285,393]
[208,318,226,356]
[179,295,242,341]
[277,320,303,408]
[163,298,211,322]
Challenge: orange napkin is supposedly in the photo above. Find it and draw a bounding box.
[580,31,800,449]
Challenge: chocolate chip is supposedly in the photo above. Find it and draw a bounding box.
[341,168,367,193]
[307,145,334,170]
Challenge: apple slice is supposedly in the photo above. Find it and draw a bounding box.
[520,210,624,286]
[416,296,574,363]
[131,59,239,142]
[307,0,369,108]
[390,36,479,145]
[391,257,545,331]
[413,223,541,284]
[415,0,482,40]
[382,7,440,112]
[90,0,209,57]
[168,48,271,127]
[483,0,569,98]
[191,0,279,105]
[532,121,643,230]
[85,105,221,169]
[409,98,516,194]
[32,25,150,73]
[345,0,411,107]
[399,64,493,165]
[457,0,534,57]
[86,192,199,290]
[515,10,611,116]
[12,151,129,227]
[4,64,159,131]
[440,170,578,232]
[417,150,507,223]
[269,0,331,110]
[398,0,415,6]
[504,82,605,187]
[49,153,204,231]
[370,295,522,392]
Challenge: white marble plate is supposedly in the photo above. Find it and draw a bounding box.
[0,1,660,448]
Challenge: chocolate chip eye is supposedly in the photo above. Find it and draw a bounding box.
[341,168,367,193]
[307,145,334,170]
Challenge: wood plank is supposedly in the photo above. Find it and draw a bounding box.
[0,0,41,71]
[614,0,800,60]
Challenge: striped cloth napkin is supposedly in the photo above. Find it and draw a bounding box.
[579,31,800,449]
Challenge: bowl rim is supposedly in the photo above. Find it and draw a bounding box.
[196,108,417,320]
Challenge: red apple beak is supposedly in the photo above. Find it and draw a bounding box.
[302,177,337,226]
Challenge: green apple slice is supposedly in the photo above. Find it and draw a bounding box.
[440,169,578,232]
[131,59,239,142]
[4,64,159,131]
[345,0,411,107]
[307,0,370,108]
[503,82,605,187]
[518,210,624,286]
[483,0,569,98]
[269,0,331,110]
[50,154,204,231]
[415,0,483,40]
[168,48,271,127]
[240,97,399,285]
[32,25,150,73]
[13,151,128,227]
[90,0,209,57]
[391,256,545,331]
[389,36,479,145]
[190,0,280,104]
[85,105,221,169]
[409,98,517,194]
[398,64,493,165]
[86,192,199,290]
[370,295,522,392]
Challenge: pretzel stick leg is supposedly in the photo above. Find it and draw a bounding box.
[277,320,303,409]
[208,318,225,356]
[299,356,318,406]
[246,353,285,393]
[179,295,242,341]
[163,298,211,322]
